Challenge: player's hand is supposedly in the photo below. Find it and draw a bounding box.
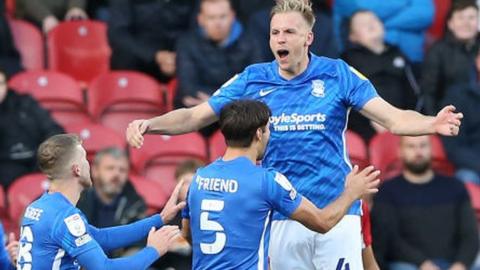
[147,225,180,256]
[420,260,441,270]
[433,105,463,136]
[345,165,380,200]
[6,232,19,265]
[160,179,187,224]
[126,119,150,148]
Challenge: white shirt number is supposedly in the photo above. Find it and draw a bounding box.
[200,199,226,254]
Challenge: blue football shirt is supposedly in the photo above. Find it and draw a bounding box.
[209,53,378,217]
[17,192,99,270]
[183,157,302,270]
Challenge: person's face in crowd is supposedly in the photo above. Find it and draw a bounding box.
[448,7,479,42]
[399,136,432,175]
[349,11,385,46]
[198,0,235,43]
[256,123,271,161]
[0,72,7,104]
[178,172,195,201]
[270,11,313,75]
[75,145,93,189]
[92,155,129,197]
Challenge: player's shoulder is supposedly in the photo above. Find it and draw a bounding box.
[242,61,277,80]
[310,54,350,76]
[263,168,293,188]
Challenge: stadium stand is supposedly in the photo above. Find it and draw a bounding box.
[7,18,44,70]
[129,174,168,215]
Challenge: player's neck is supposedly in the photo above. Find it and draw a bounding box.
[222,147,257,164]
[278,53,310,80]
[48,179,83,206]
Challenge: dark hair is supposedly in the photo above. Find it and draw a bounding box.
[174,159,205,180]
[446,0,478,22]
[37,134,81,180]
[219,100,271,148]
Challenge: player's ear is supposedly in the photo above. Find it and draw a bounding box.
[306,31,314,47]
[256,128,263,142]
[71,164,81,177]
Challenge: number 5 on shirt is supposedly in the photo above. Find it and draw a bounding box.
[200,199,225,254]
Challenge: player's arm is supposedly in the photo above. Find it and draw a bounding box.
[127,102,217,147]
[360,97,463,136]
[289,166,380,234]
[76,226,180,270]
[181,218,192,245]
[90,180,186,251]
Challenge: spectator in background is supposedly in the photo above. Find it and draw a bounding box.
[16,0,88,33]
[421,0,480,115]
[342,10,419,143]
[0,69,64,189]
[154,159,204,270]
[108,0,195,83]
[77,147,146,256]
[371,136,479,270]
[440,50,480,184]
[248,0,338,61]
[176,0,263,109]
[333,0,434,63]
[0,1,23,77]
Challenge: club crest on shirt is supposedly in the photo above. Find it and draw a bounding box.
[64,214,86,237]
[311,80,325,98]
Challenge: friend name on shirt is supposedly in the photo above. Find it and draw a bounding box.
[24,207,43,221]
[196,175,239,193]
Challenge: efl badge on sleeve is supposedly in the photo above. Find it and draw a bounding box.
[64,214,87,237]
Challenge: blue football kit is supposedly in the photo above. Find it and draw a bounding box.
[209,53,378,217]
[183,157,302,269]
[17,192,164,270]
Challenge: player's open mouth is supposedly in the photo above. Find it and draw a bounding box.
[277,49,289,59]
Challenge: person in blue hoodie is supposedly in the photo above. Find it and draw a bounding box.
[175,0,263,109]
[333,0,434,63]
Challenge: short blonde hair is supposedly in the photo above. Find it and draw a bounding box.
[270,0,316,29]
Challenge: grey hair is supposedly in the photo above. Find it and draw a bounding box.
[93,147,128,165]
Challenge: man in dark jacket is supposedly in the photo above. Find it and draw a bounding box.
[440,52,480,184]
[0,1,23,77]
[342,10,419,142]
[421,0,480,115]
[175,0,263,108]
[0,69,64,189]
[77,147,146,256]
[108,0,195,83]
[371,136,479,270]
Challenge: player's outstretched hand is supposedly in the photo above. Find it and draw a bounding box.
[345,165,380,199]
[433,105,463,136]
[147,225,180,256]
[126,119,150,148]
[160,179,187,224]
[6,232,19,265]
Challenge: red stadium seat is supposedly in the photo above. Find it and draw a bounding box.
[208,130,226,162]
[426,0,452,47]
[346,130,369,169]
[65,122,126,162]
[8,71,90,125]
[129,174,169,215]
[8,71,89,126]
[369,132,402,181]
[130,133,208,193]
[8,18,44,70]
[465,182,480,222]
[165,78,178,111]
[8,173,49,228]
[47,20,111,85]
[370,133,456,181]
[88,71,164,135]
[0,185,7,221]
[5,0,15,17]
